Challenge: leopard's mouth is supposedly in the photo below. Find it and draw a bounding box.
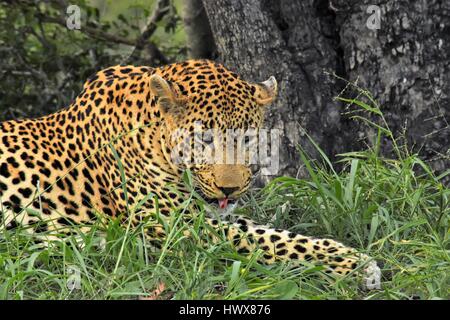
[197,189,237,209]
[194,185,239,209]
[206,197,237,209]
[218,198,228,209]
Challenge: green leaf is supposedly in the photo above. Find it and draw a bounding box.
[344,159,359,207]
[272,280,298,300]
[336,97,383,115]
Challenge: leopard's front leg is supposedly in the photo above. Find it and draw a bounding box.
[205,215,380,288]
[139,209,381,289]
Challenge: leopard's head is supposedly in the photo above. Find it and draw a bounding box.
[152,60,277,206]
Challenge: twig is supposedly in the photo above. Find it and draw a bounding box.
[37,14,136,46]
[137,0,171,47]
[126,0,171,63]
[35,7,169,65]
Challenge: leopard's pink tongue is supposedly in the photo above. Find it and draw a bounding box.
[218,198,229,209]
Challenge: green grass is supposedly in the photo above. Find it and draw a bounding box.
[0,89,449,299]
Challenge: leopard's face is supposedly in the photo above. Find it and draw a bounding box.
[153,61,277,205]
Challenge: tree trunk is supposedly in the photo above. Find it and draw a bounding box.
[201,0,450,183]
[183,0,216,59]
[336,0,450,175]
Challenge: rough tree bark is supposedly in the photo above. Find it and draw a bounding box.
[200,0,450,183]
[336,0,450,175]
[183,0,216,59]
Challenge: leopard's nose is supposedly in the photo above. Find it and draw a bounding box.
[219,187,239,197]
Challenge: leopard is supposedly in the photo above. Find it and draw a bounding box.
[0,59,379,284]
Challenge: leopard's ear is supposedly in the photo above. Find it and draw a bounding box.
[149,74,184,115]
[254,76,278,105]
